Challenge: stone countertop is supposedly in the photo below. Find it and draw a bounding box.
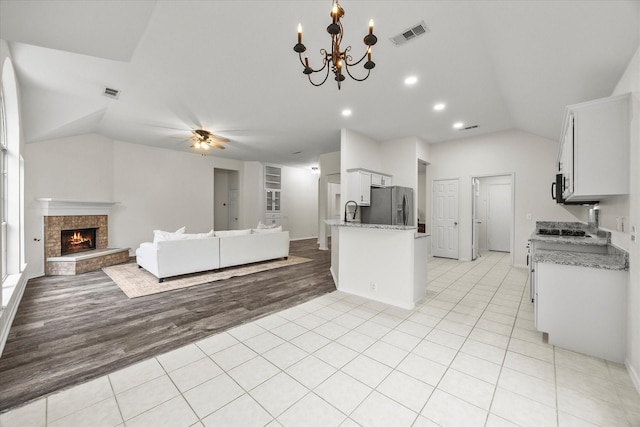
[533,247,629,271]
[529,233,609,246]
[325,219,417,231]
[530,221,609,246]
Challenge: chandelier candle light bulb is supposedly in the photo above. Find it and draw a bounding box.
[293,0,377,89]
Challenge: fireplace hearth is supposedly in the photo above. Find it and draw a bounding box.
[61,228,97,255]
[43,213,129,275]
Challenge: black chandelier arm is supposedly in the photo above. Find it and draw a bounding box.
[297,52,330,74]
[344,64,371,82]
[343,48,369,67]
[307,64,331,87]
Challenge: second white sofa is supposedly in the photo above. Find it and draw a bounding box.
[136,229,290,282]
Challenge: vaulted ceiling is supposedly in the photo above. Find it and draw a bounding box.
[1,1,638,168]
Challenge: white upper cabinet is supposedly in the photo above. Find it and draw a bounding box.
[347,170,372,206]
[371,173,392,188]
[559,93,630,202]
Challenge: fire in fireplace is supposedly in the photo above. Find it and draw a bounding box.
[61,228,97,255]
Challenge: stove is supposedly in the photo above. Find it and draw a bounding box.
[537,228,589,237]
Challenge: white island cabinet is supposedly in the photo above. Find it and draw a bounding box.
[327,220,428,309]
[535,261,627,363]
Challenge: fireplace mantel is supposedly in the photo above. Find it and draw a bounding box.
[37,198,119,216]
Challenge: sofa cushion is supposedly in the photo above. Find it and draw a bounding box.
[153,226,186,243]
[170,230,215,240]
[252,226,283,234]
[215,229,252,237]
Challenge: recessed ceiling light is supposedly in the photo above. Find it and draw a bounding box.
[342,109,352,117]
[433,103,445,111]
[453,122,464,129]
[404,76,418,86]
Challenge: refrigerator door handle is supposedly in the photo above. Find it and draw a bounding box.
[402,194,408,225]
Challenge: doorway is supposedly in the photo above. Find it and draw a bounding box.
[417,160,429,233]
[471,174,514,260]
[432,178,459,259]
[214,168,239,231]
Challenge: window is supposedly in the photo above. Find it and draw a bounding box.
[0,88,6,281]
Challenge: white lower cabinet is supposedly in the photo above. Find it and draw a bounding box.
[535,262,626,363]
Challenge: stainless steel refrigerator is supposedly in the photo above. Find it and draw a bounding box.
[361,186,414,226]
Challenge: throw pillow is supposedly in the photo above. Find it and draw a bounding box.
[153,226,186,243]
[256,221,279,229]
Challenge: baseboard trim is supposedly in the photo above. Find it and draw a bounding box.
[626,358,640,395]
[0,270,28,357]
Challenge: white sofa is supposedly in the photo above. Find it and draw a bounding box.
[135,229,290,282]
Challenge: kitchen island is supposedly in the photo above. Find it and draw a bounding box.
[326,220,428,309]
[530,221,629,363]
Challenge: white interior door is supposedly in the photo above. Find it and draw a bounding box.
[487,183,511,252]
[432,179,459,259]
[228,189,238,230]
[472,178,480,260]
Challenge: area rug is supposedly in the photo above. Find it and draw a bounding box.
[103,256,312,298]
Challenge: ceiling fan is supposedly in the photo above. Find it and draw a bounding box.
[190,129,230,152]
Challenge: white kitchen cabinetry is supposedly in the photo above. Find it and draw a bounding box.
[535,261,626,363]
[347,170,372,206]
[371,173,392,187]
[559,93,630,202]
[264,165,281,224]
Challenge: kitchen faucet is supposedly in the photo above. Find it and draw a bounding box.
[344,200,358,222]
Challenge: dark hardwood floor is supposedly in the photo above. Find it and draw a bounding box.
[0,238,335,412]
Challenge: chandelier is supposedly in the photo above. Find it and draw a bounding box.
[293,1,377,90]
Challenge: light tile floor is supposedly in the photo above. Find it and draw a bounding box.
[2,252,639,426]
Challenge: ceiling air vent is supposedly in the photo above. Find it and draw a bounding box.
[103,87,121,99]
[459,125,479,131]
[390,21,429,46]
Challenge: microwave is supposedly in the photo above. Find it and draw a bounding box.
[551,173,598,205]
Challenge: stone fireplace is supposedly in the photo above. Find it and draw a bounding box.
[39,199,129,275]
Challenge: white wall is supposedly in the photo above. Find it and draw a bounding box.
[429,129,580,266]
[381,137,419,188]
[318,151,341,249]
[243,161,263,230]
[612,45,640,392]
[340,129,382,175]
[281,165,318,240]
